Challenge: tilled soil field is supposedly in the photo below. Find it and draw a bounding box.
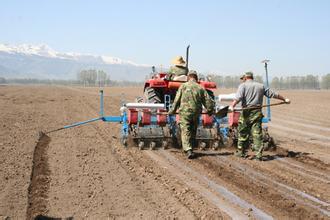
[0,86,329,219]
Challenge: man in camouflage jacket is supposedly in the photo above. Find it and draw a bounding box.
[168,70,215,159]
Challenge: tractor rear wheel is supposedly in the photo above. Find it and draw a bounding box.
[144,87,161,103]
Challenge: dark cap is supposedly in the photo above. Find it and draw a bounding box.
[188,70,198,77]
[244,71,254,78]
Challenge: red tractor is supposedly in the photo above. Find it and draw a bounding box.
[142,46,217,104]
[143,72,217,103]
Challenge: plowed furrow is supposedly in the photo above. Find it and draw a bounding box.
[274,157,330,183]
[215,156,330,217]
[153,150,273,219]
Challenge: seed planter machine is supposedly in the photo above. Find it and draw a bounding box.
[40,48,279,151]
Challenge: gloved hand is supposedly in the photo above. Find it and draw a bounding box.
[207,110,214,116]
[284,98,291,104]
[229,105,234,112]
[120,106,127,113]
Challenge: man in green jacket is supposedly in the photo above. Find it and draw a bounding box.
[168,70,215,159]
[169,56,189,77]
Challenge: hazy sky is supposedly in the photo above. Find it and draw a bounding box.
[1,0,329,76]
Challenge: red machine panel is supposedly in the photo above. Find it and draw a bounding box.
[157,109,167,126]
[229,112,240,127]
[128,109,138,124]
[176,114,180,123]
[142,109,151,125]
[149,79,167,87]
[199,81,217,90]
[202,114,213,127]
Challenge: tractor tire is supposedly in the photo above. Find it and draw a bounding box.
[135,96,144,103]
[144,87,161,103]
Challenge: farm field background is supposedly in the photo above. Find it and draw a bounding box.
[0,85,329,219]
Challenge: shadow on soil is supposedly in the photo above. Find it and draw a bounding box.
[194,151,234,159]
[261,150,310,161]
[34,215,73,220]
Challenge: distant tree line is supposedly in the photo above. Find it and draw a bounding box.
[1,78,78,85]
[0,77,6,84]
[77,69,110,87]
[1,77,143,87]
[108,80,144,87]
[1,73,330,90]
[207,74,263,89]
[321,74,330,89]
[206,73,330,90]
[270,74,330,90]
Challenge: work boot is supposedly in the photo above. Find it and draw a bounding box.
[187,150,195,159]
[255,153,263,161]
[235,150,247,158]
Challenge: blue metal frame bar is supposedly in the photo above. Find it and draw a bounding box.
[262,118,269,123]
[164,94,171,111]
[102,116,122,122]
[121,111,128,140]
[63,117,103,129]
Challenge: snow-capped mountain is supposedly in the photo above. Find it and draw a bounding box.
[0,43,152,80]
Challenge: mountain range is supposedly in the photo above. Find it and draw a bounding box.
[0,44,153,81]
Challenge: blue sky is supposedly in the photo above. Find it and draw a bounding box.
[1,0,329,76]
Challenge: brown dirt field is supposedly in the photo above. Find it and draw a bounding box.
[0,86,329,219]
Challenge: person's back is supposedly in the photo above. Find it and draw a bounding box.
[168,71,215,159]
[169,56,188,77]
[178,80,210,115]
[169,65,188,76]
[236,80,264,107]
[236,79,278,108]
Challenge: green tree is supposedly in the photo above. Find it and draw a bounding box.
[224,76,234,88]
[255,75,263,83]
[271,77,280,89]
[97,70,108,87]
[321,74,330,89]
[305,75,319,89]
[0,77,6,84]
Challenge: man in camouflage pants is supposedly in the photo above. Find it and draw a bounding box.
[168,71,214,159]
[230,72,290,161]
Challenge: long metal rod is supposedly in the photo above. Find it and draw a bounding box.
[44,117,103,134]
[63,117,103,129]
[218,93,236,102]
[100,90,104,117]
[264,62,271,121]
[186,45,190,68]
[125,103,165,109]
[234,102,285,112]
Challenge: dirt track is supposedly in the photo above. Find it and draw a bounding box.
[0,86,329,219]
